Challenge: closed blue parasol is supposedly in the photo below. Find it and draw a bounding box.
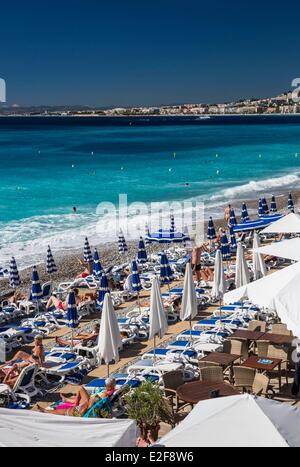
[220,232,231,261]
[93,248,103,279]
[9,257,21,289]
[46,246,57,275]
[241,203,250,222]
[207,217,217,240]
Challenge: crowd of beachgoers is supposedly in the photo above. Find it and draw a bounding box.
[0,191,300,447]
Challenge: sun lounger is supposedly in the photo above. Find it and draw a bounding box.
[0,364,41,404]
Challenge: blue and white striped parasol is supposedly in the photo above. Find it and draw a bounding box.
[270,195,277,213]
[93,248,103,279]
[118,229,128,254]
[207,217,217,240]
[229,208,237,227]
[31,266,43,302]
[160,253,174,284]
[145,224,151,246]
[288,193,294,212]
[229,226,237,252]
[241,203,250,222]
[220,232,231,261]
[170,213,175,232]
[131,260,142,293]
[66,290,79,329]
[258,199,264,217]
[137,237,148,264]
[261,198,269,215]
[146,228,190,244]
[83,237,93,263]
[98,273,110,310]
[9,257,21,289]
[46,246,57,274]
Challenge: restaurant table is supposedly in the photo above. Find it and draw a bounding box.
[230,330,266,342]
[242,355,283,390]
[176,381,239,404]
[257,333,295,346]
[200,352,241,366]
[200,352,241,383]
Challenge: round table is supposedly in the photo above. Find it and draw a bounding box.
[176,381,239,404]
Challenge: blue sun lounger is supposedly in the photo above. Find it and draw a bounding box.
[85,376,141,394]
[142,348,197,360]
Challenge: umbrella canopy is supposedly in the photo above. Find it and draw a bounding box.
[270,195,277,213]
[170,213,175,232]
[46,246,57,275]
[118,229,128,255]
[97,293,122,365]
[180,263,198,321]
[234,217,280,233]
[224,261,300,337]
[145,225,151,246]
[258,199,264,217]
[160,253,174,284]
[31,266,43,302]
[97,273,110,310]
[261,197,269,215]
[159,394,300,447]
[212,249,226,300]
[149,276,168,340]
[83,237,93,263]
[253,237,300,262]
[9,257,21,289]
[235,243,250,288]
[93,248,103,279]
[241,203,250,222]
[288,193,294,212]
[229,208,237,227]
[252,232,267,281]
[146,229,190,244]
[261,212,300,234]
[137,237,148,264]
[220,232,231,261]
[131,261,142,293]
[66,291,79,329]
[0,408,137,447]
[229,226,237,251]
[207,217,217,240]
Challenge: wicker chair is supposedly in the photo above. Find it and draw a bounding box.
[223,339,248,361]
[256,340,269,358]
[267,345,289,387]
[272,324,292,336]
[199,366,224,383]
[233,366,256,391]
[248,320,266,332]
[162,371,189,414]
[252,373,275,398]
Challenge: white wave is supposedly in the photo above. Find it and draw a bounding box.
[209,172,300,203]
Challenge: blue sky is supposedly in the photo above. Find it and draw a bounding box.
[1,0,300,106]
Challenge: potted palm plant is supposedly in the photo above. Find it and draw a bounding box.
[124,381,175,444]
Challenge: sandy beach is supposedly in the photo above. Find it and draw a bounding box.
[1,188,297,299]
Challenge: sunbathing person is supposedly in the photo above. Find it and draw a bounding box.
[55,323,100,347]
[0,335,45,370]
[46,288,81,312]
[7,290,26,305]
[37,378,116,417]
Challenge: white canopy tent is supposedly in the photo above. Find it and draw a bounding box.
[224,261,300,337]
[261,212,300,234]
[0,408,137,447]
[159,394,300,447]
[253,237,300,262]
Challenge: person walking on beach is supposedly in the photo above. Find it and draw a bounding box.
[224,204,231,224]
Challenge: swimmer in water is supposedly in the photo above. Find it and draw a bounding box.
[73,207,77,214]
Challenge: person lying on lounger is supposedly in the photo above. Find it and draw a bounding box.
[46,288,82,312]
[37,378,116,417]
[0,335,44,386]
[55,323,100,347]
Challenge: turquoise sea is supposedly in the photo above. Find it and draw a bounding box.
[1,115,300,268]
